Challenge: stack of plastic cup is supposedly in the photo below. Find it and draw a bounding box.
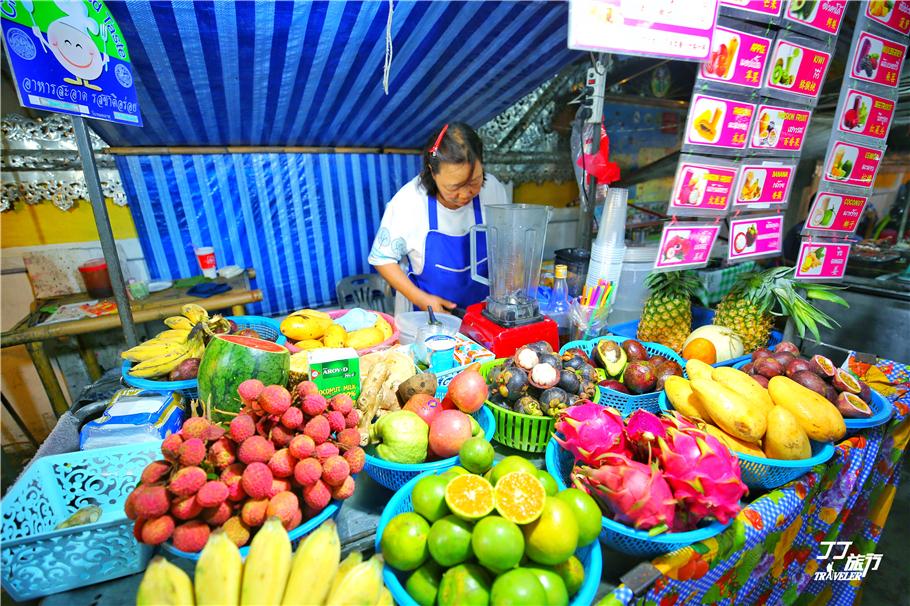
[585,187,628,290]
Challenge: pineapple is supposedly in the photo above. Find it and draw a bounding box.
[714,266,847,352]
[638,270,700,352]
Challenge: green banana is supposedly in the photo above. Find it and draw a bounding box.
[240,517,292,605]
[281,520,340,606]
[136,556,195,606]
[324,554,384,606]
[195,529,242,606]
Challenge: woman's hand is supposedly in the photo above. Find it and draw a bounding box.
[416,292,456,312]
[374,263,455,311]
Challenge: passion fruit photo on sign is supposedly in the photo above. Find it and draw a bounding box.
[1,0,142,125]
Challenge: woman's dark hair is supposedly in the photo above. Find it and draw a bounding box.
[418,122,484,196]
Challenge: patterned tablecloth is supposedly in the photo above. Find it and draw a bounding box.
[603,353,910,606]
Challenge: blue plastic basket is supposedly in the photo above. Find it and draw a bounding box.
[545,438,728,558]
[363,406,496,491]
[609,307,782,367]
[375,470,603,606]
[122,315,287,398]
[0,441,162,601]
[561,335,687,417]
[657,391,836,490]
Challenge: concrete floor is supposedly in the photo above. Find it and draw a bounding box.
[861,462,910,606]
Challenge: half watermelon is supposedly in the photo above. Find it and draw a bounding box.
[198,334,290,422]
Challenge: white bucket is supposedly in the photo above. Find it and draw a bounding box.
[607,246,661,325]
[394,311,461,345]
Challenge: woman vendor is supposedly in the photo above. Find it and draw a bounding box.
[369,122,509,313]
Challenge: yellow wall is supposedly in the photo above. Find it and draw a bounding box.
[513,181,579,208]
[1,198,137,248]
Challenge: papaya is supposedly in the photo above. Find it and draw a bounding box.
[281,311,332,340]
[711,366,774,414]
[685,359,715,382]
[323,324,348,348]
[663,376,712,422]
[763,406,812,460]
[690,378,767,443]
[767,376,846,442]
[346,327,385,350]
[702,423,766,458]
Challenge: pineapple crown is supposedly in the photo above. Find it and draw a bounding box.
[644,270,701,300]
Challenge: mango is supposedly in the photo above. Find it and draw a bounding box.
[685,359,715,382]
[346,327,385,350]
[711,366,774,414]
[663,376,712,422]
[295,339,325,350]
[702,423,765,458]
[374,316,393,341]
[323,324,348,348]
[690,379,766,444]
[767,376,846,442]
[763,406,812,460]
[281,311,332,340]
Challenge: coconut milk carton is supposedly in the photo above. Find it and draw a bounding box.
[304,348,360,399]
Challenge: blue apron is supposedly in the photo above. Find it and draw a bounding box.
[410,195,489,309]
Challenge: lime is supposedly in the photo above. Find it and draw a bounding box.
[527,568,569,606]
[428,515,473,567]
[439,466,470,482]
[471,515,524,574]
[490,455,538,485]
[459,437,495,474]
[494,471,546,524]
[437,563,491,606]
[490,568,547,606]
[555,488,602,547]
[536,470,559,496]
[406,561,444,606]
[523,498,579,565]
[445,474,495,520]
[549,556,585,596]
[380,512,430,571]
[412,475,450,523]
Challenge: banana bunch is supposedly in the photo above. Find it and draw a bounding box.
[121,304,213,379]
[136,518,388,606]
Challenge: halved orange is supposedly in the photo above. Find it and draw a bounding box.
[494,471,546,524]
[444,474,495,520]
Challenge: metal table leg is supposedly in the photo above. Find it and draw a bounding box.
[75,335,103,382]
[231,304,247,316]
[25,341,69,417]
[1,392,40,449]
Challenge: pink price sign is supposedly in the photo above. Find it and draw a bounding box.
[805,191,868,234]
[733,164,794,207]
[728,216,783,260]
[669,162,737,212]
[685,94,755,149]
[654,224,721,270]
[795,241,850,280]
[851,31,906,89]
[700,26,771,88]
[765,41,830,99]
[784,0,847,35]
[720,0,783,16]
[823,142,884,189]
[837,88,895,141]
[865,0,910,35]
[750,104,811,152]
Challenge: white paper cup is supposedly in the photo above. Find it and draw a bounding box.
[195,247,217,279]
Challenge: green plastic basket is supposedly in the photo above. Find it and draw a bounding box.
[479,359,556,453]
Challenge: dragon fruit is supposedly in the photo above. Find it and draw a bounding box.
[625,409,667,462]
[555,403,627,466]
[573,454,677,532]
[657,425,747,529]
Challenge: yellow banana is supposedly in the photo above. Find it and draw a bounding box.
[281,520,340,606]
[155,329,192,342]
[324,555,384,606]
[182,304,209,324]
[327,552,363,601]
[121,340,189,363]
[240,517,292,606]
[195,529,242,606]
[129,346,194,378]
[375,587,393,606]
[164,316,195,331]
[136,556,195,606]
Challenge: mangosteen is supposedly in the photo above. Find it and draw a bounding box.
[808,354,836,379]
[575,363,600,383]
[513,345,540,371]
[741,362,754,374]
[594,340,627,378]
[771,351,796,368]
[751,347,773,362]
[598,379,630,394]
[558,369,581,394]
[654,360,683,391]
[579,380,599,400]
[790,370,829,397]
[515,395,543,416]
[751,375,770,388]
[528,362,560,389]
[488,393,510,409]
[785,357,814,379]
[497,367,530,401]
[527,340,554,355]
[836,392,872,418]
[562,354,586,371]
[621,339,649,362]
[539,387,570,418]
[754,356,784,379]
[774,341,801,356]
[857,380,873,404]
[623,360,658,394]
[538,353,562,371]
[487,363,506,388]
[563,347,595,367]
[832,369,861,394]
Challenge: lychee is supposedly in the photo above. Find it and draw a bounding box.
[237,379,265,406]
[294,458,322,487]
[321,456,350,488]
[345,409,361,429]
[304,415,331,444]
[303,480,332,511]
[329,394,355,416]
[161,433,184,461]
[178,438,207,466]
[207,437,236,469]
[280,406,303,429]
[203,502,232,526]
[250,399,264,415]
[172,520,210,553]
[196,481,230,508]
[241,498,269,527]
[221,464,246,501]
[230,414,256,443]
[140,514,175,545]
[301,394,328,417]
[296,381,321,401]
[269,425,294,448]
[181,417,213,440]
[343,447,365,474]
[267,491,300,527]
[170,495,203,521]
[125,489,138,520]
[286,508,303,531]
[133,518,145,541]
[315,442,339,462]
[255,417,272,438]
[133,484,170,518]
[223,516,251,547]
[241,462,273,499]
[169,466,207,497]
[326,410,346,434]
[269,478,292,498]
[238,436,276,464]
[204,424,226,441]
[141,460,172,484]
[259,385,292,415]
[331,475,356,501]
[289,435,316,460]
[268,449,297,478]
[335,428,361,451]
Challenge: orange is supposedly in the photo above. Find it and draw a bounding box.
[683,338,717,364]
[444,474,495,520]
[494,472,546,524]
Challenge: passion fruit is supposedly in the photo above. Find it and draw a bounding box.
[772,351,796,368]
[807,354,836,378]
[824,385,839,404]
[623,360,658,394]
[750,374,770,388]
[740,362,754,374]
[649,355,669,367]
[836,392,872,418]
[598,379,630,395]
[751,348,773,362]
[790,370,829,397]
[654,360,684,391]
[774,341,801,356]
[785,357,814,379]
[754,356,784,379]
[832,369,861,394]
[621,339,649,362]
[857,380,873,404]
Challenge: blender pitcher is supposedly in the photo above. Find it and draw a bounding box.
[470,204,552,326]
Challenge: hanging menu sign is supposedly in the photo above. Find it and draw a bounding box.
[865,0,910,36]
[654,223,721,270]
[795,240,850,280]
[822,141,885,189]
[765,39,831,100]
[733,163,795,207]
[749,102,811,153]
[720,0,783,17]
[684,93,755,151]
[728,215,784,261]
[783,0,847,36]
[849,31,907,88]
[836,88,896,142]
[700,25,771,88]
[804,191,868,234]
[668,156,738,215]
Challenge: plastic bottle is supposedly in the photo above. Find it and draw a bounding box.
[545,264,571,346]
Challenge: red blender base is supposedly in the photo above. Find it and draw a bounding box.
[460,302,560,358]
